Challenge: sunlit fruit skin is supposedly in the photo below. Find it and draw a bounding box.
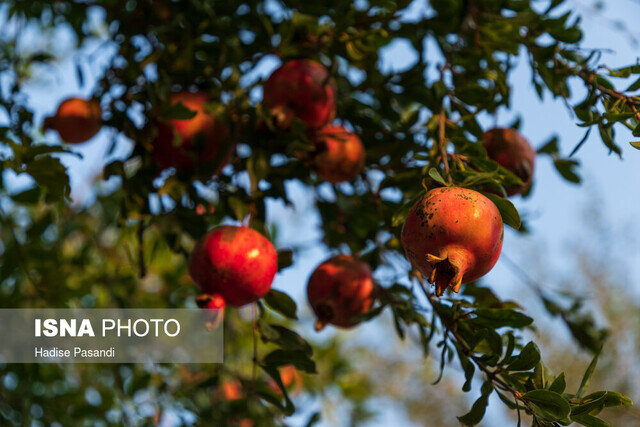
[312,125,366,183]
[307,255,375,330]
[483,128,536,196]
[153,92,232,172]
[189,226,277,307]
[45,97,102,144]
[401,187,503,296]
[263,59,336,130]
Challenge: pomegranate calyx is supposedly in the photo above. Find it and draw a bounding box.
[425,251,465,296]
[313,302,335,331]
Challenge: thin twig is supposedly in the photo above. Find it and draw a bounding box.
[438,109,453,184]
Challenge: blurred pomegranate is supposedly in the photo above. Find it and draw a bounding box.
[263,59,336,130]
[483,128,536,196]
[312,125,365,183]
[307,255,375,330]
[153,92,232,173]
[45,97,102,144]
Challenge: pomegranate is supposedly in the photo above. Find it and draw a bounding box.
[312,125,366,183]
[401,187,503,296]
[189,226,277,307]
[153,92,232,172]
[483,128,536,196]
[307,255,376,330]
[44,97,102,144]
[263,59,336,130]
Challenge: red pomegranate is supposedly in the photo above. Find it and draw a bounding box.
[312,125,366,183]
[483,128,536,196]
[307,255,376,330]
[153,92,232,173]
[263,59,336,130]
[44,97,102,144]
[189,226,277,307]
[401,187,503,296]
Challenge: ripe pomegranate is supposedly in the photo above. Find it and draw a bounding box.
[153,92,232,172]
[307,255,376,330]
[263,59,336,130]
[401,187,503,296]
[312,125,366,183]
[44,97,102,144]
[189,226,277,307]
[483,128,536,196]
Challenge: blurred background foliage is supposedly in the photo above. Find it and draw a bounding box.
[0,0,639,425]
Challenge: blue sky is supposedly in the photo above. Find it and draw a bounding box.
[5,0,640,425]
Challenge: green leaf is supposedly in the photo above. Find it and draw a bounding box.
[569,128,591,157]
[481,192,521,230]
[572,414,610,427]
[571,391,608,416]
[160,101,198,120]
[630,141,640,150]
[10,187,41,204]
[457,386,492,425]
[428,168,448,186]
[260,364,295,415]
[304,412,321,427]
[473,308,533,329]
[625,76,640,92]
[264,289,298,319]
[553,158,581,183]
[262,349,317,374]
[597,122,621,157]
[25,156,70,202]
[537,136,560,154]
[506,342,541,371]
[550,372,566,394]
[602,391,633,408]
[577,348,600,398]
[523,389,571,421]
[260,323,312,355]
[277,249,294,271]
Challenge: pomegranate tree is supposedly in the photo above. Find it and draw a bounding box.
[44,97,102,144]
[307,255,375,330]
[483,128,536,196]
[153,92,232,172]
[263,59,336,130]
[312,125,366,183]
[189,225,277,307]
[401,187,503,296]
